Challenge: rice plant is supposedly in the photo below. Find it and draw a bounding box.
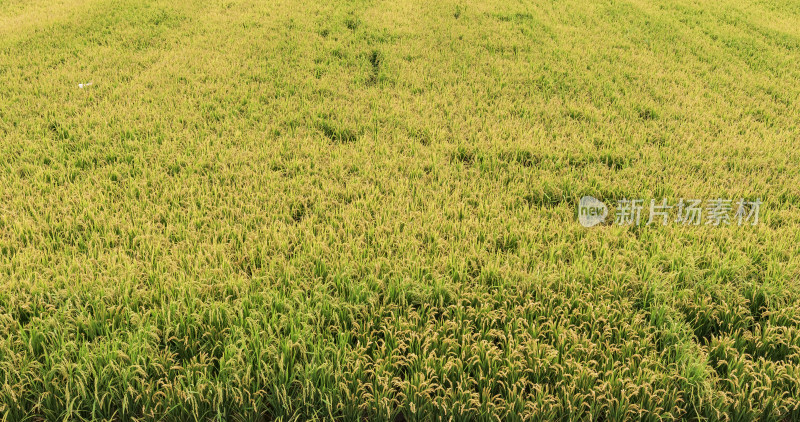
[0,0,799,420]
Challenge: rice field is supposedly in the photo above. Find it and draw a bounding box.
[1,0,800,420]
